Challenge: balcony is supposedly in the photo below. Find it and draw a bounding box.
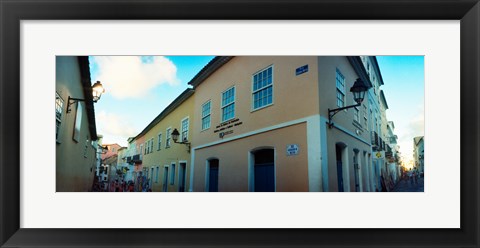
[132,154,142,163]
[371,131,379,150]
[370,131,378,145]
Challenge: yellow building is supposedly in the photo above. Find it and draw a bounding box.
[188,56,374,192]
[56,56,99,192]
[134,89,194,192]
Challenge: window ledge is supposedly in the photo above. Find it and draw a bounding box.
[251,103,273,113]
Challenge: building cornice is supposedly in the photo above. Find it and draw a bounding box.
[371,56,385,85]
[132,88,194,142]
[188,56,234,88]
[77,56,98,141]
[380,90,389,109]
[347,56,373,88]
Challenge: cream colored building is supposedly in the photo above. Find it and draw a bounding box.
[188,56,376,192]
[133,89,194,192]
[56,56,98,192]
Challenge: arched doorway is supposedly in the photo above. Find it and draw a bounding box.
[335,143,347,192]
[253,149,275,192]
[206,158,219,192]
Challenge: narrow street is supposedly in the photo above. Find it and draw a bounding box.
[392,176,424,192]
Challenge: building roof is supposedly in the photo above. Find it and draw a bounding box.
[371,56,385,86]
[346,56,374,89]
[77,56,98,140]
[189,56,374,90]
[414,136,424,146]
[380,90,389,109]
[132,88,194,142]
[188,56,234,88]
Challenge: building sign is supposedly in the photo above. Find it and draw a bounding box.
[376,151,385,159]
[286,144,299,156]
[214,118,243,138]
[295,65,308,76]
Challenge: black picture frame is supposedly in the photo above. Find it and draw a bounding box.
[1,0,478,247]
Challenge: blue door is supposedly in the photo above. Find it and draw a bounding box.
[209,164,219,192]
[208,159,219,192]
[337,161,344,192]
[254,163,274,192]
[253,149,275,192]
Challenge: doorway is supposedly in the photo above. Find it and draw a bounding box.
[207,159,219,192]
[162,166,169,192]
[253,149,275,192]
[335,143,346,192]
[178,162,187,192]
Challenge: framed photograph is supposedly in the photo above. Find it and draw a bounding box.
[1,0,479,247]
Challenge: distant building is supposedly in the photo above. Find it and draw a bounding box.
[56,56,98,192]
[414,136,424,174]
[101,143,122,191]
[132,89,194,192]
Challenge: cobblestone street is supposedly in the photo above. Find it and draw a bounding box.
[392,177,424,192]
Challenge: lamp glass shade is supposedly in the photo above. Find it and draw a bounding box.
[92,81,105,102]
[350,78,369,104]
[171,129,180,142]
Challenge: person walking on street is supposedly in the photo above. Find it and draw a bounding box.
[408,169,413,185]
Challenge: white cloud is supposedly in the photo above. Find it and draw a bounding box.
[396,104,424,160]
[96,111,138,145]
[92,56,179,99]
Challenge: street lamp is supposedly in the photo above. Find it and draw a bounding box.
[171,128,191,153]
[67,81,105,113]
[328,78,371,128]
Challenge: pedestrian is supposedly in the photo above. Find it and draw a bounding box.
[408,169,413,185]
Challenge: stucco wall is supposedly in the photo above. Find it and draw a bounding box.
[56,56,96,192]
[192,56,319,147]
[140,95,194,192]
[193,122,308,192]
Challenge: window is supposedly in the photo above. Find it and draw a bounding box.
[221,87,235,122]
[181,118,189,142]
[157,133,162,150]
[201,101,211,130]
[363,104,368,128]
[150,138,154,153]
[140,144,144,155]
[252,66,273,110]
[170,163,176,185]
[156,166,159,183]
[166,128,171,148]
[55,93,64,141]
[354,107,360,122]
[336,68,346,108]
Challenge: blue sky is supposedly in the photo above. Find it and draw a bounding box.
[89,56,214,147]
[377,56,425,160]
[89,56,424,161]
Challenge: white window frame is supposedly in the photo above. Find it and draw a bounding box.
[180,117,189,142]
[335,68,346,108]
[201,100,211,131]
[150,138,154,153]
[221,86,236,122]
[157,133,162,151]
[252,65,274,111]
[166,127,172,148]
[55,92,64,142]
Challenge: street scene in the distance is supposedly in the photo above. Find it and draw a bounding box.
[56,56,424,192]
